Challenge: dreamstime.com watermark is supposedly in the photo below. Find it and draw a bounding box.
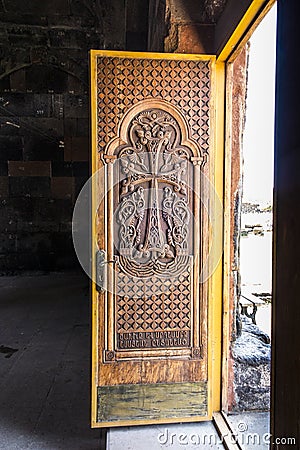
[157,423,297,447]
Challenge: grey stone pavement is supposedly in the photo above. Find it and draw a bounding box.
[107,412,270,450]
[108,421,225,449]
[227,411,270,450]
[0,272,103,450]
[0,272,269,450]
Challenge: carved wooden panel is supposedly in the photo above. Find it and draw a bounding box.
[100,97,205,361]
[116,109,191,269]
[112,104,197,355]
[92,51,215,427]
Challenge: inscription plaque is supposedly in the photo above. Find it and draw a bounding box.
[117,331,190,349]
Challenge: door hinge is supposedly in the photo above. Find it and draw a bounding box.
[96,250,106,293]
[96,250,115,293]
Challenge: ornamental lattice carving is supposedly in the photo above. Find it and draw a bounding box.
[97,57,211,156]
[116,267,191,350]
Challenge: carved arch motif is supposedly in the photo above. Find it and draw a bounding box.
[106,100,205,278]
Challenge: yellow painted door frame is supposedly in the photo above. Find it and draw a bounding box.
[90,51,225,427]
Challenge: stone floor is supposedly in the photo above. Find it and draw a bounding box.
[107,421,225,449]
[0,272,270,450]
[227,411,270,450]
[0,271,104,450]
[107,412,270,450]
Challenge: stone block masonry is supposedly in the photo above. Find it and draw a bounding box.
[0,0,122,272]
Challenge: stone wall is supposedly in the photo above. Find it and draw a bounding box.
[126,0,149,50]
[148,0,166,52]
[232,317,271,411]
[0,0,148,272]
[164,0,226,53]
[224,45,249,411]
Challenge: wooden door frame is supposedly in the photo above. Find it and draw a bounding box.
[90,50,225,427]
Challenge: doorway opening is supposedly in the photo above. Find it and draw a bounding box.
[223,4,277,447]
[240,4,276,339]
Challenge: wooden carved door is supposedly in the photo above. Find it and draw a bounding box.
[91,51,223,427]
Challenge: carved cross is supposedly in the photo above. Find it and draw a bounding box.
[117,109,190,265]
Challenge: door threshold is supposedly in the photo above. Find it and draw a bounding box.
[213,412,243,450]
